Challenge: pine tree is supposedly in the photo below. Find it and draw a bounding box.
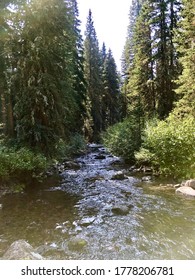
[123,0,181,121]
[102,49,120,129]
[123,0,155,148]
[0,2,19,137]
[121,0,143,76]
[127,1,155,119]
[83,9,103,141]
[100,42,107,66]
[152,0,181,119]
[2,0,83,153]
[67,0,86,132]
[174,0,195,117]
[0,5,7,130]
[121,0,144,118]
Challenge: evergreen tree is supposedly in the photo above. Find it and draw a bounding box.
[174,0,195,117]
[127,1,155,118]
[123,0,181,121]
[0,5,7,130]
[83,9,103,141]
[152,0,181,119]
[102,49,120,129]
[100,42,107,66]
[2,0,84,154]
[67,0,86,132]
[121,0,144,118]
[0,2,20,137]
[121,0,143,76]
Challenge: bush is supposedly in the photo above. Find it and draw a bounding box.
[102,117,141,162]
[54,133,86,160]
[135,148,154,166]
[141,115,195,178]
[0,145,47,182]
[68,133,87,155]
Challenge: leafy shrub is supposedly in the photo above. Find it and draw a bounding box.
[54,133,86,160]
[102,117,141,162]
[0,145,47,182]
[68,133,87,155]
[142,115,195,178]
[135,148,154,166]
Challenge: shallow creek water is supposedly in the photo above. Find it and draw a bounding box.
[0,144,195,259]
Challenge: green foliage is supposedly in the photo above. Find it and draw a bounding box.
[0,144,47,182]
[102,117,141,162]
[135,147,154,166]
[1,0,86,154]
[54,133,86,159]
[123,0,181,121]
[83,9,103,141]
[141,115,195,178]
[67,133,87,155]
[174,0,195,118]
[10,183,25,193]
[102,49,120,129]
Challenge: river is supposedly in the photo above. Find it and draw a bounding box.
[0,144,195,259]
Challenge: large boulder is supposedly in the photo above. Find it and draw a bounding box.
[184,179,195,189]
[3,240,44,260]
[175,186,195,197]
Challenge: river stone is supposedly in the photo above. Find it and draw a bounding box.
[68,238,88,251]
[141,176,152,182]
[63,161,80,170]
[110,159,123,166]
[176,186,195,197]
[184,179,195,189]
[87,176,104,183]
[125,237,133,245]
[95,154,106,160]
[111,172,126,180]
[174,184,181,188]
[79,217,95,226]
[143,167,153,174]
[112,205,133,215]
[3,240,44,260]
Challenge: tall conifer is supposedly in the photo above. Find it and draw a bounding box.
[83,10,102,141]
[102,49,120,128]
[174,0,195,117]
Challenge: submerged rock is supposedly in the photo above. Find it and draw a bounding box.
[95,154,106,160]
[112,204,133,216]
[68,238,88,251]
[79,217,95,227]
[141,176,152,182]
[63,161,80,170]
[3,240,44,260]
[111,172,127,180]
[176,186,195,197]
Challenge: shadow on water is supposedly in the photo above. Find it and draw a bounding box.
[0,144,195,259]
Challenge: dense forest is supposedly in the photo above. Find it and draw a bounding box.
[0,0,194,188]
[104,0,195,178]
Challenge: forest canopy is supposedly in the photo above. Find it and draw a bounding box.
[0,0,194,180]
